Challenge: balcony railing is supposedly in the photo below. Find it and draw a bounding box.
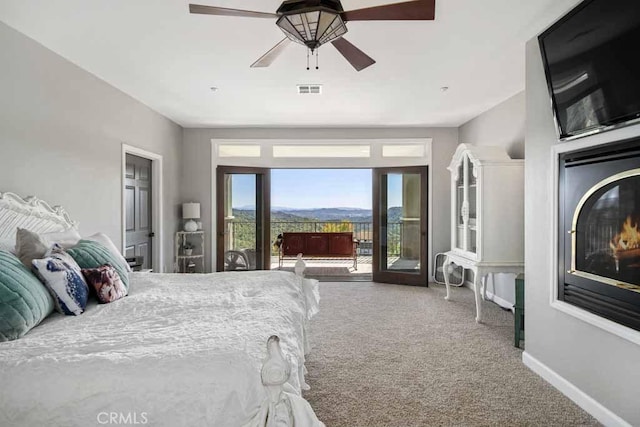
[225,220,404,257]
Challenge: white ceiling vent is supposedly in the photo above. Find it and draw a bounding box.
[297,84,322,95]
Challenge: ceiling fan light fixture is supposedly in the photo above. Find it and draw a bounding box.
[276,1,347,51]
[189,0,437,72]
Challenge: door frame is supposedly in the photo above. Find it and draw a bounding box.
[210,138,433,279]
[372,166,429,285]
[215,166,271,272]
[121,144,164,272]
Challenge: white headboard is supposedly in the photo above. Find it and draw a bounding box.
[0,192,77,240]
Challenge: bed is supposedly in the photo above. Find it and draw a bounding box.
[0,192,324,427]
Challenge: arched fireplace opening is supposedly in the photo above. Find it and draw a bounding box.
[560,139,640,331]
[573,171,640,288]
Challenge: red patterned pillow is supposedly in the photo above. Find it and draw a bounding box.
[81,264,127,303]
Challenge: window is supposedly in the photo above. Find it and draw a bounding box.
[382,144,426,158]
[272,145,370,158]
[217,145,261,158]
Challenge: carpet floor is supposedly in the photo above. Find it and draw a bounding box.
[302,282,599,427]
[282,267,353,276]
[281,267,372,282]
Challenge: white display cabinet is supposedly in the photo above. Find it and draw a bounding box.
[443,144,524,322]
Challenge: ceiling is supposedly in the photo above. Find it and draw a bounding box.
[0,0,582,128]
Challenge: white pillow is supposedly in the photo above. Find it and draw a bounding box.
[84,233,133,272]
[0,238,15,254]
[41,228,81,249]
[12,228,79,267]
[15,228,50,268]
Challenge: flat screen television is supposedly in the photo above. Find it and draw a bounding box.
[539,0,640,140]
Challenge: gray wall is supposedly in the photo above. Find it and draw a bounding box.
[0,22,182,272]
[459,91,525,307]
[182,128,459,273]
[459,91,525,159]
[525,37,640,425]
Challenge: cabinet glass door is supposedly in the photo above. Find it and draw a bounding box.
[216,166,271,271]
[466,156,477,254]
[455,160,465,250]
[454,154,478,255]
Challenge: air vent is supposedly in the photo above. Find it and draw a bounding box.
[297,84,322,95]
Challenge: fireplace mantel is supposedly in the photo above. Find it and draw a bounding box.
[552,140,640,346]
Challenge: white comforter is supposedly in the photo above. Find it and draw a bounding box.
[0,271,323,427]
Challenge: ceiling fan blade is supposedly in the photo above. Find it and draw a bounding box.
[189,4,277,19]
[341,0,435,21]
[331,37,376,72]
[251,38,292,68]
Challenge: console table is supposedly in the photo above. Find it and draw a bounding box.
[443,251,524,323]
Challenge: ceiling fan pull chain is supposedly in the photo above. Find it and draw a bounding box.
[307,48,310,70]
[316,49,319,70]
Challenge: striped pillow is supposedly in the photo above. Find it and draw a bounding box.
[0,251,54,341]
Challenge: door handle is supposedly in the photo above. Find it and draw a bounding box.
[148,232,155,238]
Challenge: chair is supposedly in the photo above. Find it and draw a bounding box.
[224,250,250,271]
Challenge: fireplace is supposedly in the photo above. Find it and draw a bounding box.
[559,139,640,331]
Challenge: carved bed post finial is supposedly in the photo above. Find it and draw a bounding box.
[294,254,306,278]
[261,335,293,427]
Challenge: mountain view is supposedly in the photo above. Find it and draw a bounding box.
[230,207,404,256]
[274,207,372,221]
[231,207,402,223]
[225,169,409,254]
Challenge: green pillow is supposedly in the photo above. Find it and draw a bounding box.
[67,240,130,291]
[0,251,55,341]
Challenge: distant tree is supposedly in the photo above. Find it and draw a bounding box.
[321,220,353,233]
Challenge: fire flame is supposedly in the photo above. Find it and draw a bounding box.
[610,216,640,252]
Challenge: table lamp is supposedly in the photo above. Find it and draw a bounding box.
[182,202,200,232]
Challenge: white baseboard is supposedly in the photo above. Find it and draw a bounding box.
[522,352,630,427]
[463,281,514,311]
[484,290,514,310]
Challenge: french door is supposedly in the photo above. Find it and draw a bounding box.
[216,166,271,272]
[372,166,428,285]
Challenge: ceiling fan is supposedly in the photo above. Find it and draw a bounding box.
[189,0,436,71]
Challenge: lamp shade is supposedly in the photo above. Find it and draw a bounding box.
[182,203,200,219]
[276,1,347,52]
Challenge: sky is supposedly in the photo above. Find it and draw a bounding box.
[231,169,403,210]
